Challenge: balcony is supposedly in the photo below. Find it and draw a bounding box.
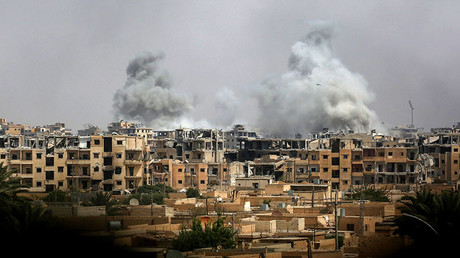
[102,165,114,171]
[352,172,364,177]
[308,159,320,165]
[20,169,34,177]
[124,159,143,165]
[66,173,91,179]
[66,158,91,165]
[125,175,142,179]
[9,159,22,165]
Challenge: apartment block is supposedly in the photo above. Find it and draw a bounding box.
[4,121,460,193]
[236,136,424,191]
[0,135,151,192]
[420,132,460,184]
[170,162,208,190]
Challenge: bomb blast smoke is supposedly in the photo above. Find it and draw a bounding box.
[112,51,192,128]
[113,22,382,136]
[250,21,381,137]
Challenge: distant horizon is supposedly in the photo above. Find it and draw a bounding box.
[2,115,456,138]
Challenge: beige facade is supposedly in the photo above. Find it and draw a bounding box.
[421,133,460,184]
[3,128,460,193]
[0,135,150,192]
[282,146,420,191]
[237,136,424,191]
[170,162,208,190]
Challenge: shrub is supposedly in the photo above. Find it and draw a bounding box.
[186,187,200,198]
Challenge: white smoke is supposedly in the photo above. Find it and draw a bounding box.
[212,87,240,128]
[250,21,381,137]
[112,51,193,129]
[113,22,382,136]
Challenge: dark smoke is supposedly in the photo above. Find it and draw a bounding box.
[112,51,192,128]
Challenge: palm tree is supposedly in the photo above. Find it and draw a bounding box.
[396,188,460,247]
[432,190,460,239]
[87,191,120,215]
[0,162,29,195]
[0,162,31,234]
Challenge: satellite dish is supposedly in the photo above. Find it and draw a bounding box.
[129,198,139,205]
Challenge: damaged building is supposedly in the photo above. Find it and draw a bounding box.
[0,134,151,192]
[231,134,425,191]
[3,118,460,193]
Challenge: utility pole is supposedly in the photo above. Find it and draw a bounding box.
[307,238,313,258]
[359,200,365,236]
[325,190,366,251]
[334,191,338,250]
[311,185,315,208]
[232,213,235,241]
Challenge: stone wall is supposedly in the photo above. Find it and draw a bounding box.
[57,216,171,232]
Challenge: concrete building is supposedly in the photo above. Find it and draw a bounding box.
[77,125,101,136]
[0,118,29,136]
[224,124,259,150]
[4,120,460,192]
[173,128,226,163]
[420,132,460,186]
[234,135,424,191]
[0,134,151,192]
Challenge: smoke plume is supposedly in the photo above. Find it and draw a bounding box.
[213,87,239,128]
[112,51,192,128]
[112,22,381,136]
[251,21,381,137]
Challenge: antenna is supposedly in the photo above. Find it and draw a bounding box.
[408,100,414,127]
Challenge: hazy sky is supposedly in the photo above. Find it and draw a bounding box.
[1,1,460,133]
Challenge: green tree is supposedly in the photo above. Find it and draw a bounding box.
[186,187,200,198]
[348,186,390,202]
[42,189,71,203]
[395,189,460,255]
[0,162,58,241]
[0,162,31,233]
[137,184,174,194]
[86,191,121,215]
[172,216,237,251]
[127,184,174,205]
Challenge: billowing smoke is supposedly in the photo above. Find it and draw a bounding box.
[112,51,192,128]
[113,22,382,136]
[213,87,239,128]
[250,21,381,137]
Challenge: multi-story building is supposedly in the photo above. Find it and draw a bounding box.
[420,132,460,186]
[150,158,244,191]
[224,124,259,150]
[174,128,226,163]
[0,134,151,192]
[0,118,29,136]
[77,125,102,136]
[107,121,140,135]
[236,136,425,191]
[170,162,208,190]
[3,121,460,193]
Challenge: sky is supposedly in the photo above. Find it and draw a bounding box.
[1,1,460,135]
